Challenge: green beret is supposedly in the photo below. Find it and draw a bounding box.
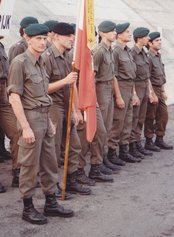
[116,22,130,34]
[133,27,150,38]
[98,20,116,33]
[44,20,59,32]
[149,31,160,41]
[25,23,49,37]
[20,16,38,29]
[53,22,74,35]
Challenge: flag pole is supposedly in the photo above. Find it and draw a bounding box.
[61,63,75,201]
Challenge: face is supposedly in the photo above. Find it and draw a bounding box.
[149,37,162,51]
[138,35,149,46]
[118,28,132,43]
[27,35,47,53]
[54,33,75,49]
[101,29,117,42]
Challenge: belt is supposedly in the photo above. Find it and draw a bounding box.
[118,79,134,82]
[96,80,113,85]
[25,106,50,113]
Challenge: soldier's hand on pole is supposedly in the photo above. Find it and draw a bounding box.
[65,72,78,85]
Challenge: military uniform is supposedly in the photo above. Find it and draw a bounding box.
[42,22,91,194]
[0,41,20,186]
[144,48,172,149]
[108,23,141,163]
[8,23,74,225]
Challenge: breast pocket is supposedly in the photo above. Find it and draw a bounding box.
[136,61,148,76]
[119,57,131,72]
[26,74,45,98]
[153,63,163,77]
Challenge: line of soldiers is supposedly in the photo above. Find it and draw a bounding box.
[0,16,173,225]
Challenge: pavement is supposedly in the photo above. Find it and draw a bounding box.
[0,105,174,237]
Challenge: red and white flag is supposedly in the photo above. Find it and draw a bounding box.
[74,0,97,142]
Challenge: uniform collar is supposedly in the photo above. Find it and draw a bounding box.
[26,49,43,66]
[100,41,112,51]
[133,45,143,54]
[149,49,159,57]
[116,41,128,50]
[51,43,67,58]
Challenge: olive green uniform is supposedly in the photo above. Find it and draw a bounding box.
[8,49,58,198]
[42,43,80,174]
[0,42,20,170]
[108,42,136,148]
[130,45,149,143]
[144,50,167,138]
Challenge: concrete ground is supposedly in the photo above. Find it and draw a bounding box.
[0,105,174,237]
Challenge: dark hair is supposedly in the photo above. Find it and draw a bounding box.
[133,36,138,43]
[98,35,102,43]
[19,27,24,37]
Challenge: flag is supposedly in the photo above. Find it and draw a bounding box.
[74,0,97,142]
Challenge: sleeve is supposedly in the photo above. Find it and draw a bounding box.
[93,49,104,73]
[113,50,119,78]
[148,57,152,75]
[7,59,24,95]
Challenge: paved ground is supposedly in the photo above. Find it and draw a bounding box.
[0,105,174,237]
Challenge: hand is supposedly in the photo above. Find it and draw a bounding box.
[73,111,80,126]
[132,94,140,106]
[22,127,35,144]
[116,96,125,109]
[149,92,158,104]
[77,110,84,124]
[48,118,56,136]
[64,72,78,85]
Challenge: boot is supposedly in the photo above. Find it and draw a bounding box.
[136,141,153,156]
[22,197,47,225]
[11,169,20,187]
[145,138,160,152]
[119,144,141,163]
[129,142,145,159]
[155,136,173,150]
[107,148,126,166]
[76,169,95,186]
[55,183,73,200]
[103,155,122,171]
[99,164,113,175]
[44,194,74,218]
[89,165,114,183]
[66,171,91,195]
[0,155,4,163]
[0,182,6,193]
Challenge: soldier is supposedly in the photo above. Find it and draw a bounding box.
[8,16,38,64]
[0,35,20,188]
[42,22,91,196]
[108,22,142,163]
[129,27,153,157]
[8,23,74,225]
[93,20,125,171]
[144,32,173,151]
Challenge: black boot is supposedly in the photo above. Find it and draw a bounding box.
[11,169,20,187]
[99,164,113,175]
[103,155,122,171]
[0,182,6,193]
[55,183,73,200]
[66,171,91,195]
[89,165,114,183]
[129,142,145,159]
[119,144,141,163]
[44,194,74,218]
[22,197,47,225]
[136,141,153,156]
[155,136,173,150]
[76,169,95,186]
[107,148,126,166]
[145,138,160,152]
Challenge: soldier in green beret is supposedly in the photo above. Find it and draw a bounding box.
[108,22,142,164]
[8,23,74,224]
[8,16,38,64]
[144,32,173,151]
[129,27,153,157]
[92,20,125,177]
